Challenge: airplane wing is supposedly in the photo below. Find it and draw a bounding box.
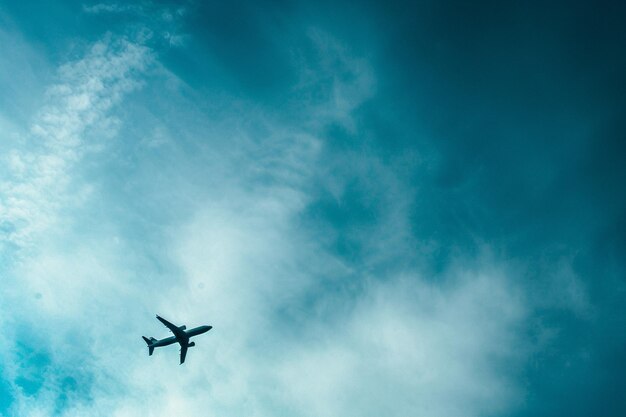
[156,315,187,340]
[180,344,188,365]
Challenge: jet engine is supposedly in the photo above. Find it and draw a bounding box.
[178,325,187,330]
[188,342,196,347]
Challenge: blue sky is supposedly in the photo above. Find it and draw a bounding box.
[1,1,625,416]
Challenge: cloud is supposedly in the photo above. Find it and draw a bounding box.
[82,4,144,15]
[0,25,380,417]
[296,28,376,131]
[0,31,153,416]
[0,7,567,417]
[276,267,526,417]
[0,34,152,252]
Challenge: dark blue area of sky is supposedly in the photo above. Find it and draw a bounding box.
[356,3,626,416]
[1,1,114,59]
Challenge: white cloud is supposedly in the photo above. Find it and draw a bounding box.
[289,28,376,133]
[274,265,527,417]
[0,24,534,417]
[0,33,153,415]
[82,4,143,15]
[0,34,152,251]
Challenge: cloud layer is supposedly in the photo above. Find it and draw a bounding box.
[1,1,625,417]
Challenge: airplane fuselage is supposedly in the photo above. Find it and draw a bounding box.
[152,325,212,347]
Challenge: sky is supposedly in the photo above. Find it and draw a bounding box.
[0,1,625,416]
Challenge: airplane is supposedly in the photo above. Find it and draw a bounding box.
[142,315,212,364]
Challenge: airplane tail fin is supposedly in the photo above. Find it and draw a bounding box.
[142,336,156,356]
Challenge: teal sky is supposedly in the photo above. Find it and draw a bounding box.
[1,1,625,416]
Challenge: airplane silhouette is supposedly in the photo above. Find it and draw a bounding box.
[142,315,212,364]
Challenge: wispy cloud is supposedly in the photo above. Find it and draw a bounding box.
[82,3,144,14]
[276,268,526,417]
[0,34,152,252]
[0,31,155,415]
